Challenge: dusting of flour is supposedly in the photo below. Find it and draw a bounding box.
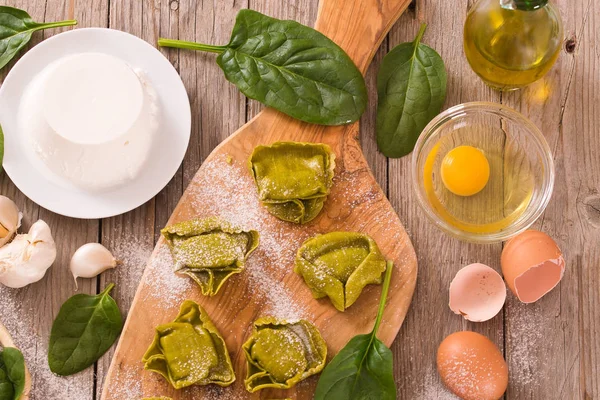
[0,287,92,399]
[185,155,312,321]
[1,152,413,399]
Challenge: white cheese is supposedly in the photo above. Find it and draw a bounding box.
[43,53,144,145]
[19,52,159,191]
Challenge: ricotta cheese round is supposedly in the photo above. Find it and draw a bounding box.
[20,52,158,191]
[43,53,145,145]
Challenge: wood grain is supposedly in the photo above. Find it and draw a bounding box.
[0,0,598,399]
[101,0,417,398]
[388,2,506,398]
[0,1,101,399]
[501,1,600,398]
[95,1,157,397]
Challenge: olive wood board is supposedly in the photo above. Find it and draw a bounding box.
[101,0,417,398]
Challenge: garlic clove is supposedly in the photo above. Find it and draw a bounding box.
[0,196,23,248]
[70,243,118,284]
[0,220,57,288]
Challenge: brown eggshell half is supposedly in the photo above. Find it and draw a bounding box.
[449,263,507,322]
[501,230,565,303]
[437,331,508,400]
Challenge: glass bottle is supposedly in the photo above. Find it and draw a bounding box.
[464,0,563,90]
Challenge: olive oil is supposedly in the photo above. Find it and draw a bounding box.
[464,0,563,90]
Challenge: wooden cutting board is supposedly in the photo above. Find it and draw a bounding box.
[101,0,416,399]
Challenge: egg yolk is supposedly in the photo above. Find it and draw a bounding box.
[440,146,490,196]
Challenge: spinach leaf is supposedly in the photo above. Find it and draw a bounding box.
[0,362,15,400]
[0,347,26,400]
[158,9,367,126]
[314,261,397,400]
[0,124,4,174]
[376,23,447,158]
[48,283,123,376]
[2,348,25,400]
[0,6,77,70]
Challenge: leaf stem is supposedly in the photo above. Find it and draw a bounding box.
[157,38,227,54]
[372,261,394,336]
[100,283,115,296]
[38,19,78,30]
[413,22,427,45]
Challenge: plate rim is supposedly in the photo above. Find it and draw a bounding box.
[0,27,191,219]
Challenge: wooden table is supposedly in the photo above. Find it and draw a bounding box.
[0,0,597,399]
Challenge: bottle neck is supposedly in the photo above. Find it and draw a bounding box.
[500,0,548,11]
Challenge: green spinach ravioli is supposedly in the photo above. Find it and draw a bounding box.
[161,217,259,296]
[249,141,336,224]
[242,317,327,392]
[142,300,235,389]
[295,232,388,311]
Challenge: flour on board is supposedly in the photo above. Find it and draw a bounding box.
[184,156,312,320]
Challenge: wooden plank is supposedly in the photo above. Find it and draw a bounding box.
[154,0,185,241]
[502,0,599,398]
[359,41,389,193]
[95,0,158,397]
[181,0,248,186]
[0,0,106,399]
[387,1,505,398]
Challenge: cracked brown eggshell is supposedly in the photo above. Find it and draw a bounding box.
[501,230,565,303]
[449,263,506,322]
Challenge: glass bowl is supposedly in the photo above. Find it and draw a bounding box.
[411,102,554,243]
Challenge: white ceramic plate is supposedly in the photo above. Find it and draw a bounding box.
[0,28,191,219]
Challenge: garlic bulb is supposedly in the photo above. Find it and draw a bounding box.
[0,220,57,288]
[0,196,22,248]
[70,243,118,284]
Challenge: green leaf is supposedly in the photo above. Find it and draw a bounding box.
[0,6,77,70]
[48,283,123,376]
[0,347,25,400]
[314,261,397,400]
[158,9,367,126]
[0,360,15,400]
[376,23,447,158]
[1,348,25,400]
[0,124,4,174]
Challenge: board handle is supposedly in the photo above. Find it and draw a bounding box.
[315,0,412,74]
